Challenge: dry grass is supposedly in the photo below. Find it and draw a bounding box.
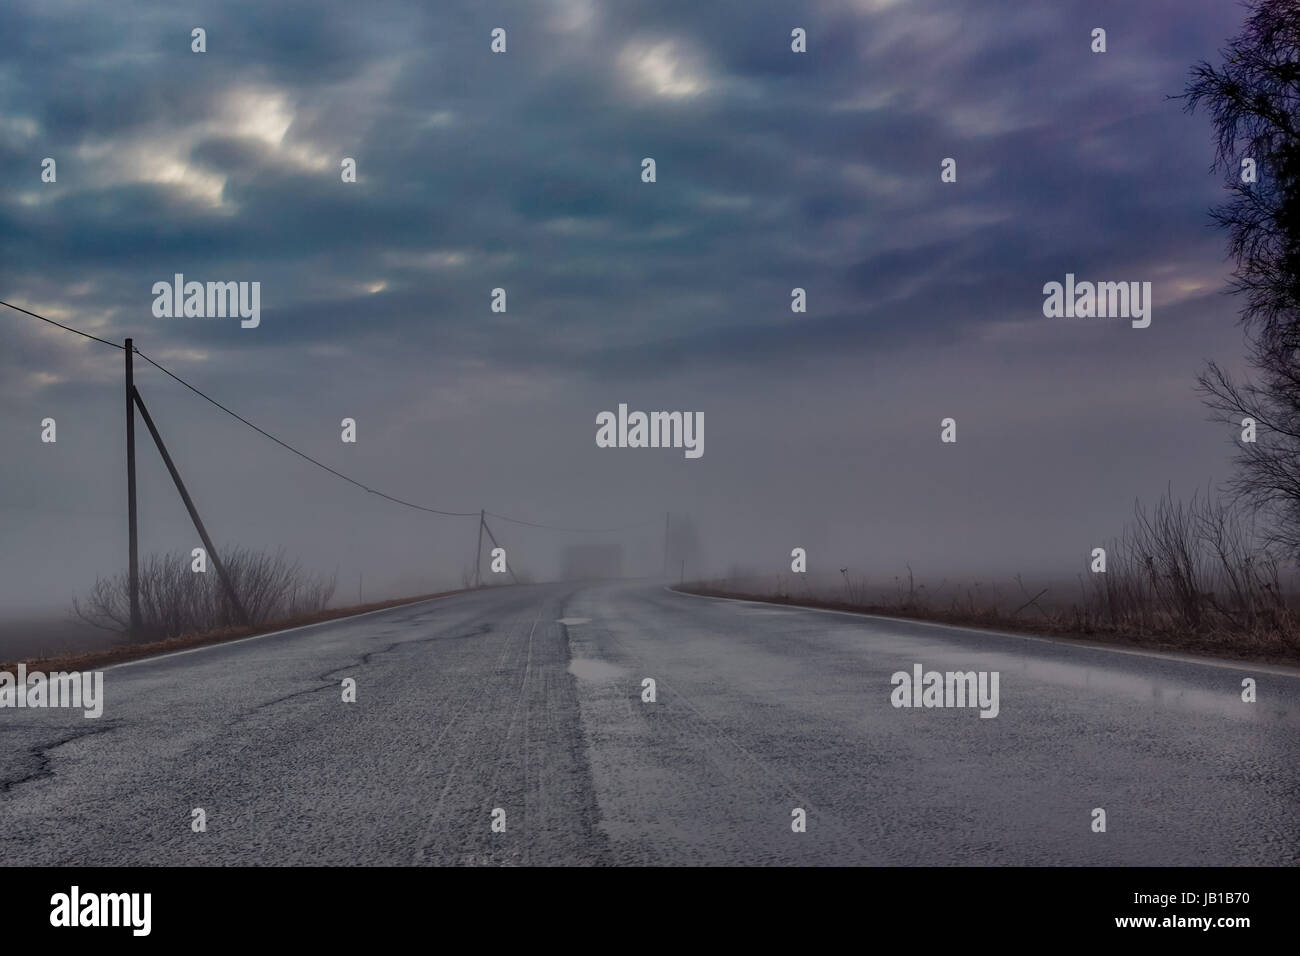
[676,583,1300,666]
[684,489,1300,667]
[73,546,338,642]
[2,589,469,678]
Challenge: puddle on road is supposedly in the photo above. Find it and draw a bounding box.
[568,658,626,682]
[1002,655,1285,720]
[847,630,1296,721]
[556,617,591,626]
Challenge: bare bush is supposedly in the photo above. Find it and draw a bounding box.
[705,487,1297,657]
[839,568,869,606]
[1088,487,1293,642]
[73,547,336,642]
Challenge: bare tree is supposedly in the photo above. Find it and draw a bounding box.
[1181,1,1300,554]
[1089,487,1290,639]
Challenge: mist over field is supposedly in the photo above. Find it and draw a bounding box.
[5,0,1300,899]
[0,0,1254,635]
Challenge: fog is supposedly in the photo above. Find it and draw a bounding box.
[0,0,1256,628]
[1,292,1249,617]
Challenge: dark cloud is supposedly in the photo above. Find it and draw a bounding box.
[0,0,1262,613]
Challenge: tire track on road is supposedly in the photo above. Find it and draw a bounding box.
[412,602,530,863]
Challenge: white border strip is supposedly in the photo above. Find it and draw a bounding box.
[666,586,1300,678]
[104,591,467,672]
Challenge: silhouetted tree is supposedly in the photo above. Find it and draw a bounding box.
[1182,0,1300,554]
[666,513,701,579]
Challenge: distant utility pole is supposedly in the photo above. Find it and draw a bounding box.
[663,511,669,578]
[475,509,485,587]
[479,515,521,585]
[125,338,141,637]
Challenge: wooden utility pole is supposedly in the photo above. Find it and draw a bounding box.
[125,338,142,637]
[662,511,669,577]
[132,387,250,627]
[480,515,520,585]
[475,509,485,587]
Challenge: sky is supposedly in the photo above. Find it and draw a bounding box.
[0,0,1263,614]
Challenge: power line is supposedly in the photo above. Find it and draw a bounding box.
[0,299,124,349]
[1,299,475,518]
[137,351,647,531]
[132,347,481,518]
[3,298,660,532]
[486,511,660,534]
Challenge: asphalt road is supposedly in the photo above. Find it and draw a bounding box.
[2,582,1297,865]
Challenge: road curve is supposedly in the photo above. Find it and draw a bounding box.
[1,581,1296,865]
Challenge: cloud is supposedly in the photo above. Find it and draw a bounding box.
[0,0,1261,609]
[618,39,710,99]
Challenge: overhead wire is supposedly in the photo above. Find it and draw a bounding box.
[3,299,657,532]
